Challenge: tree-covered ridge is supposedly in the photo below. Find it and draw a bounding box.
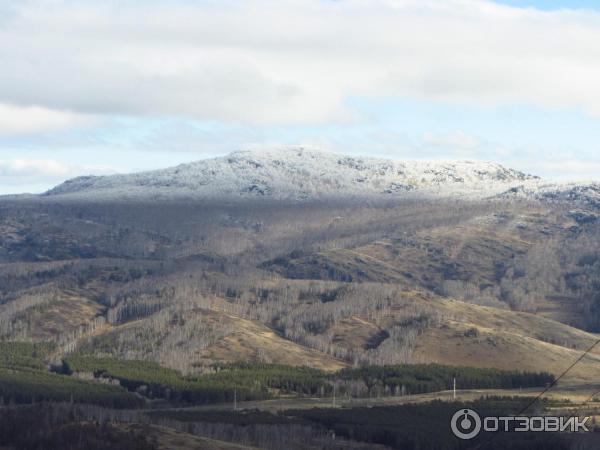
[0,341,54,370]
[336,363,555,395]
[62,356,554,405]
[0,367,142,408]
[288,397,572,450]
[0,404,157,450]
[0,342,142,408]
[63,358,332,403]
[0,343,560,410]
[146,397,577,450]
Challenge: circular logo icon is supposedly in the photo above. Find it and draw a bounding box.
[451,408,482,440]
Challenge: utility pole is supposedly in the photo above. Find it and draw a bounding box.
[234,387,237,411]
[453,377,456,400]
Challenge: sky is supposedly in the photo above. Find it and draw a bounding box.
[1,0,600,194]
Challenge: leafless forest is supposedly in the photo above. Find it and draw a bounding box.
[1,196,599,370]
[1,194,600,449]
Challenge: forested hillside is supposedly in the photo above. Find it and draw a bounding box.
[1,193,600,377]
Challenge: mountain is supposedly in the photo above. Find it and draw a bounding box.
[3,148,600,449]
[45,147,540,201]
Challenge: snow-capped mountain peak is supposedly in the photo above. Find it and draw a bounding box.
[45,147,541,201]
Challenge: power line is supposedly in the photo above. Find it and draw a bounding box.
[468,336,600,449]
[583,387,600,405]
[514,336,600,417]
[569,382,600,419]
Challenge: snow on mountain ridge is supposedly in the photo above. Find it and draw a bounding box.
[498,181,600,209]
[46,147,540,201]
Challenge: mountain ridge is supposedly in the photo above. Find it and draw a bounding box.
[40,147,600,209]
[44,147,541,201]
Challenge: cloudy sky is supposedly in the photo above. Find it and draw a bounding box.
[1,0,600,194]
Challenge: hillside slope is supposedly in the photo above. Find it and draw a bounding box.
[58,286,600,383]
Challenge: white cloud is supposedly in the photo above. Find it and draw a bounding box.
[0,159,115,178]
[0,158,117,193]
[422,130,479,150]
[1,0,600,125]
[532,159,600,180]
[0,159,74,177]
[0,103,92,135]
